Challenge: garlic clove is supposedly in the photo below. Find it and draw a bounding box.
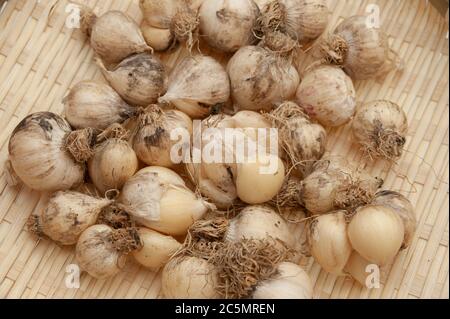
[132,227,181,270]
[83,9,152,66]
[141,21,174,51]
[97,53,167,106]
[64,81,137,130]
[159,55,230,119]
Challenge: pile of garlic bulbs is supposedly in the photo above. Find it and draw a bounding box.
[4,1,414,300]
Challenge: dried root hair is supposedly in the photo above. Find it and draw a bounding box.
[318,34,348,65]
[65,127,98,162]
[27,214,44,238]
[171,8,200,52]
[362,122,406,161]
[79,5,97,37]
[270,175,302,210]
[98,204,135,229]
[108,227,142,254]
[96,123,130,143]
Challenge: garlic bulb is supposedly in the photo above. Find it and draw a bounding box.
[132,227,181,270]
[343,251,377,287]
[80,8,152,66]
[268,101,327,176]
[235,154,285,204]
[8,112,84,191]
[30,191,112,245]
[373,191,416,249]
[225,205,295,248]
[118,166,212,236]
[258,0,329,50]
[307,211,352,275]
[199,0,260,52]
[296,64,356,127]
[253,262,313,299]
[317,15,402,80]
[132,106,193,167]
[64,81,136,130]
[348,205,404,266]
[228,46,300,111]
[159,55,230,118]
[300,157,382,214]
[141,21,174,51]
[88,126,139,195]
[76,225,140,279]
[140,0,203,29]
[352,100,408,160]
[162,256,220,299]
[97,53,167,106]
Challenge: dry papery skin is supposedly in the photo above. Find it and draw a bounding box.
[80,8,152,66]
[97,53,167,107]
[199,0,260,53]
[228,46,300,112]
[352,100,408,161]
[8,112,84,191]
[316,15,403,80]
[64,81,138,130]
[178,217,295,299]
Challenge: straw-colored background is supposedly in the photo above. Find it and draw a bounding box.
[0,0,448,299]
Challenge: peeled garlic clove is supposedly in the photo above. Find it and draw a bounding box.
[76,225,140,279]
[348,205,405,266]
[64,81,136,130]
[372,191,416,249]
[8,112,84,191]
[133,107,193,167]
[296,64,356,127]
[119,167,211,236]
[225,205,295,248]
[162,256,220,299]
[31,191,112,245]
[253,262,313,299]
[268,101,327,176]
[88,137,139,195]
[236,154,285,204]
[159,55,230,118]
[141,21,174,51]
[344,250,378,287]
[132,227,181,270]
[97,53,167,106]
[228,46,300,111]
[352,100,408,161]
[81,9,152,66]
[307,211,352,275]
[199,0,260,52]
[317,15,402,80]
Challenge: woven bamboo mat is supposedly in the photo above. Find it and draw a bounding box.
[0,0,448,299]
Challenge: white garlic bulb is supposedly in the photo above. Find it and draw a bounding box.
[199,0,260,52]
[97,53,167,106]
[162,256,220,299]
[228,46,300,111]
[64,81,136,130]
[159,55,230,118]
[8,112,84,191]
[32,191,112,245]
[253,262,313,299]
[76,225,140,279]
